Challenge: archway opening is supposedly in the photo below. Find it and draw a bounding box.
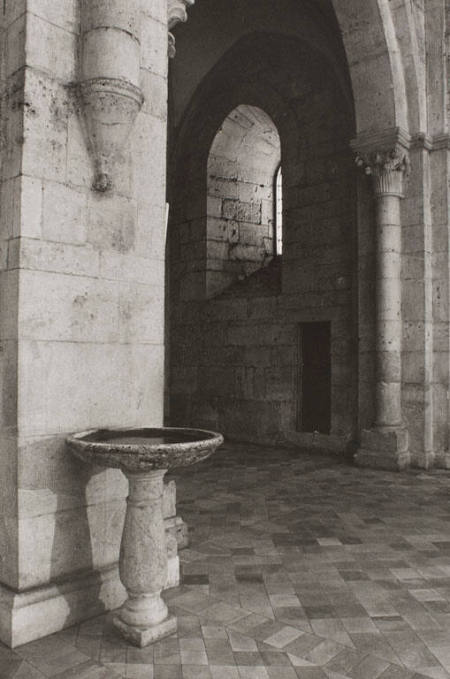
[168,30,357,448]
[206,105,281,297]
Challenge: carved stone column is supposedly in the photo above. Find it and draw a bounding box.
[78,0,144,191]
[168,0,194,58]
[353,134,411,470]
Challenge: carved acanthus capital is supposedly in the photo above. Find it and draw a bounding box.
[168,0,194,58]
[355,147,410,198]
[351,128,411,199]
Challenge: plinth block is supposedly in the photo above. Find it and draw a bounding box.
[113,613,177,647]
[355,427,410,471]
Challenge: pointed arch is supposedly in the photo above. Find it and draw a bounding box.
[330,0,409,136]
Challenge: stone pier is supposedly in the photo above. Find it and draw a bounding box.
[0,0,171,647]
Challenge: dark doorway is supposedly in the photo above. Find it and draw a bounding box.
[298,322,331,434]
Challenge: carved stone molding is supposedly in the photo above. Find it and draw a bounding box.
[77,78,144,192]
[168,0,194,58]
[351,127,411,198]
[408,132,450,152]
[429,133,450,151]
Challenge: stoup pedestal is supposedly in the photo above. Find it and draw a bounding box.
[113,470,177,645]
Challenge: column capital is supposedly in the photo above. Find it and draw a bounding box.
[351,127,411,198]
[168,0,194,58]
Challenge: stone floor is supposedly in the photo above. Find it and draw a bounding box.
[3,442,450,678]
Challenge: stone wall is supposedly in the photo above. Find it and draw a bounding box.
[168,33,357,449]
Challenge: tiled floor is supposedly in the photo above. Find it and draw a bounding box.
[3,442,450,678]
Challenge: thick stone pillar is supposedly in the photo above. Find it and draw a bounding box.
[354,135,411,470]
[0,0,169,647]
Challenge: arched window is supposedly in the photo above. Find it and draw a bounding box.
[206,105,281,296]
[274,164,283,256]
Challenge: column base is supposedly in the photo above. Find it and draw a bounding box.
[355,426,410,471]
[113,613,177,647]
[433,451,450,469]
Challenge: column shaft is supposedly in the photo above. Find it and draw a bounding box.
[81,0,141,86]
[375,194,402,427]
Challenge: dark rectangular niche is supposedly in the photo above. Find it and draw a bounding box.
[298,321,331,434]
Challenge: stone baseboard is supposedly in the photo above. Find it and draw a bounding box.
[355,427,410,471]
[433,451,450,469]
[0,552,181,649]
[285,431,352,454]
[0,564,125,648]
[0,479,187,648]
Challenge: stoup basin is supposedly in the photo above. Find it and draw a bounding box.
[66,426,224,647]
[67,427,224,473]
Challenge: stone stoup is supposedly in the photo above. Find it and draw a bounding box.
[0,0,448,651]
